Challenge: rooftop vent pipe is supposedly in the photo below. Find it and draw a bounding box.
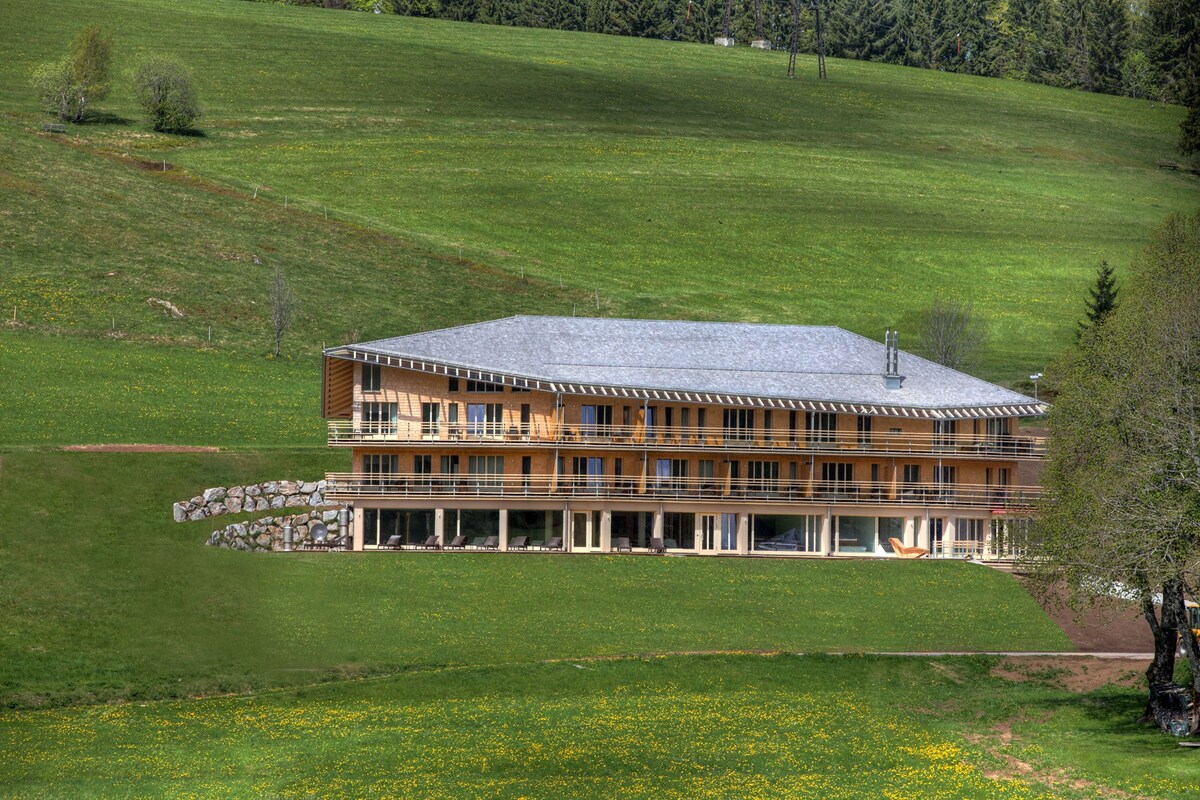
[884,329,904,390]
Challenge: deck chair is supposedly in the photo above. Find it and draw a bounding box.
[614,536,632,552]
[420,535,441,550]
[445,534,467,549]
[384,534,403,550]
[888,537,928,559]
[481,535,499,550]
[509,535,529,550]
[544,536,563,551]
[648,537,665,554]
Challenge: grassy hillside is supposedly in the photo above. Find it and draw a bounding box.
[6,655,1198,799]
[1,0,1195,382]
[0,450,1068,709]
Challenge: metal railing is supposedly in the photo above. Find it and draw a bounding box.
[328,420,1045,459]
[326,472,1041,510]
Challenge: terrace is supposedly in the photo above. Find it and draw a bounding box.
[325,471,1041,511]
[327,420,1046,459]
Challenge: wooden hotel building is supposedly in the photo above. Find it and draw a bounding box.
[322,316,1045,559]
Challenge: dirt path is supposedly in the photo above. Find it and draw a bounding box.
[61,444,220,453]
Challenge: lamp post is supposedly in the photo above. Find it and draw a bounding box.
[1029,372,1043,402]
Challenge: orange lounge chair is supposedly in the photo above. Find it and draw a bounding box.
[889,537,928,559]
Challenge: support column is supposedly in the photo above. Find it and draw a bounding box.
[652,510,664,542]
[435,507,446,546]
[694,514,704,553]
[944,517,957,558]
[820,509,833,556]
[352,507,365,552]
[498,508,508,552]
[600,510,612,552]
[903,517,916,549]
[563,508,571,551]
[736,512,749,555]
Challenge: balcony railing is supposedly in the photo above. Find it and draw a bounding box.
[328,421,1045,459]
[326,472,1040,511]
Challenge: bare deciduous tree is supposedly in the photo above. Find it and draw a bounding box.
[917,297,987,369]
[270,266,296,358]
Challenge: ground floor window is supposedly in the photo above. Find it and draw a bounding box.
[447,509,499,544]
[662,512,695,549]
[953,518,986,557]
[751,514,821,552]
[611,511,653,548]
[508,510,563,547]
[990,517,1031,558]
[877,517,905,552]
[362,508,435,547]
[836,516,875,553]
[720,513,738,550]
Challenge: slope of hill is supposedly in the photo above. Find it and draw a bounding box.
[1,0,1194,383]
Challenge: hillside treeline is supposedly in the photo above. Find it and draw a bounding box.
[265,0,1196,103]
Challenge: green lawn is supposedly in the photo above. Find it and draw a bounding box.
[0,450,1068,710]
[4,655,1197,799]
[1,0,1196,381]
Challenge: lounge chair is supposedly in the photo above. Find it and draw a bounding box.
[888,537,929,559]
[384,534,403,550]
[445,534,467,549]
[544,536,563,551]
[615,536,632,552]
[419,534,441,550]
[509,535,529,550]
[648,537,665,554]
[481,535,499,550]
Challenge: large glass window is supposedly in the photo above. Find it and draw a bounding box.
[467,402,503,436]
[468,455,505,488]
[752,514,821,552]
[580,404,613,436]
[663,513,695,550]
[820,462,854,497]
[878,517,905,551]
[362,508,434,547]
[746,460,780,495]
[857,415,872,446]
[933,419,958,450]
[362,402,398,435]
[448,509,500,545]
[508,510,563,547]
[723,408,754,441]
[836,516,875,553]
[720,513,738,550]
[421,402,440,436]
[807,412,837,445]
[362,454,398,486]
[611,511,654,548]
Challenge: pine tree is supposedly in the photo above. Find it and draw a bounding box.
[1087,0,1130,94]
[1079,259,1118,336]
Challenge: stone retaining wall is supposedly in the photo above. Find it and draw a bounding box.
[206,509,347,552]
[173,480,334,522]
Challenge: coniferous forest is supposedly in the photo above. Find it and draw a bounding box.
[267,0,1197,107]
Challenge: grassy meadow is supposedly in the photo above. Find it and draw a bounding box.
[5,655,1199,799]
[0,0,1196,381]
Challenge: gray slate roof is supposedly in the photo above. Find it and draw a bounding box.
[328,316,1043,418]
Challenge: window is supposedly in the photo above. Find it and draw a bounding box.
[697,408,707,433]
[622,406,632,431]
[806,412,836,445]
[467,403,503,436]
[662,512,695,549]
[934,465,957,499]
[654,458,687,490]
[789,410,799,443]
[362,402,398,435]
[763,410,773,442]
[857,415,872,446]
[413,454,433,485]
[721,513,738,550]
[723,408,754,441]
[363,454,398,485]
[752,514,821,552]
[680,408,690,437]
[468,455,505,487]
[580,404,613,436]
[362,363,381,392]
[836,516,876,553]
[954,519,985,557]
[987,467,1010,503]
[521,456,532,488]
[448,377,459,392]
[902,464,921,484]
[933,419,958,450]
[571,456,603,489]
[510,380,530,393]
[820,462,854,496]
[985,417,1010,439]
[440,454,460,479]
[746,460,780,494]
[520,404,531,435]
[466,379,503,392]
[421,402,440,437]
[698,459,715,480]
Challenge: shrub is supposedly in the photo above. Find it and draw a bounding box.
[132,58,201,133]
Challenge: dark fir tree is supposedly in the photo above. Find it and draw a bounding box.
[1079,259,1118,336]
[1087,0,1130,94]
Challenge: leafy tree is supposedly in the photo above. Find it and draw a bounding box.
[31,25,112,123]
[270,266,297,358]
[1077,259,1118,336]
[132,58,202,133]
[1029,210,1200,733]
[1121,50,1161,99]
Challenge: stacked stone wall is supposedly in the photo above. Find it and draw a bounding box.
[173,480,334,522]
[206,509,346,552]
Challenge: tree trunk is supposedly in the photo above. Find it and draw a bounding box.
[1170,582,1200,735]
[1141,586,1179,726]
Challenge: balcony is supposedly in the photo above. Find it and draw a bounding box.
[328,420,1045,459]
[326,472,1041,512]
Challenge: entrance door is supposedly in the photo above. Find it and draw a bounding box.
[700,515,717,551]
[929,518,946,556]
[572,511,603,551]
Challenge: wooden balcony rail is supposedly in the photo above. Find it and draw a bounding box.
[328,420,1046,458]
[325,472,1041,511]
